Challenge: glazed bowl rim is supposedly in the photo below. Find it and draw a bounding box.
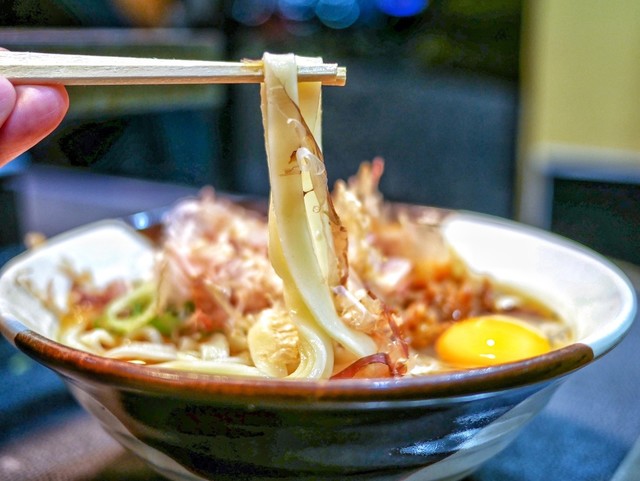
[0,204,636,403]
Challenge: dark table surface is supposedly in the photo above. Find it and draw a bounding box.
[1,167,639,481]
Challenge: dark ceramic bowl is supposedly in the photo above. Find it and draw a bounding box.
[0,208,636,481]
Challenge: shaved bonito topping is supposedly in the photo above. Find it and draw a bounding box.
[51,53,567,380]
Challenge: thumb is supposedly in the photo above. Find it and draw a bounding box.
[0,83,69,167]
[0,77,17,127]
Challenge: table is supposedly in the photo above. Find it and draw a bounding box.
[1,167,639,481]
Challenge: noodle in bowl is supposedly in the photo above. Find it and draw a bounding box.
[0,203,635,481]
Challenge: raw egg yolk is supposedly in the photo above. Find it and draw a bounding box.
[435,315,551,368]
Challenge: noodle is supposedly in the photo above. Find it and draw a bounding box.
[51,53,571,379]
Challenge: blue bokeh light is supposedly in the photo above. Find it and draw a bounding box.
[374,0,428,17]
[316,0,360,29]
[278,0,318,22]
[231,0,428,28]
[231,0,277,26]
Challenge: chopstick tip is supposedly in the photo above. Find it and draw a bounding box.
[336,66,347,86]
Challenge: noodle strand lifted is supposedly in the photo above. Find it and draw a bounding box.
[51,53,569,379]
[261,53,377,375]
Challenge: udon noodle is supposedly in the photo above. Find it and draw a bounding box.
[52,53,571,379]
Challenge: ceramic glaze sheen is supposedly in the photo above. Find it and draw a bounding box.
[13,330,579,481]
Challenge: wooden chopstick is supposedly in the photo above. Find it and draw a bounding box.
[0,51,347,86]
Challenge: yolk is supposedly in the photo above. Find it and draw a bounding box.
[435,315,551,368]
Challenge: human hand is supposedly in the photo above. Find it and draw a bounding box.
[0,76,69,168]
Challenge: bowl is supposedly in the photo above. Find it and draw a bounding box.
[0,207,636,481]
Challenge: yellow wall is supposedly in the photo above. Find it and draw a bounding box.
[521,0,640,153]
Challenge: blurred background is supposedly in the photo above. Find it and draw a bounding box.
[0,0,636,262]
[0,0,639,472]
